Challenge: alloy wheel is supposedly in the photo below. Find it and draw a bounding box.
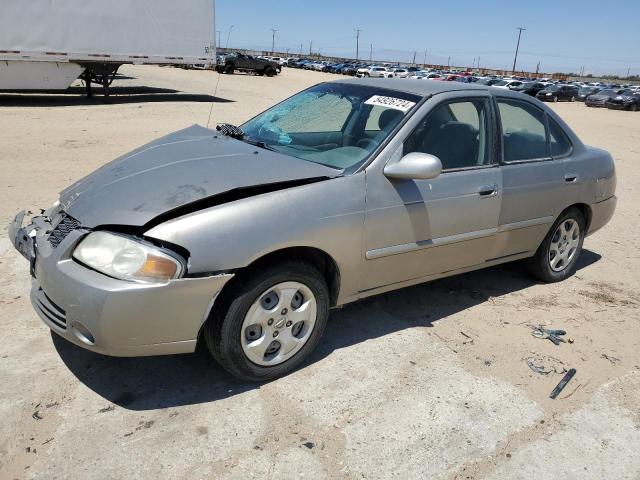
[548,219,580,272]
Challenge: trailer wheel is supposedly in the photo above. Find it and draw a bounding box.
[224,64,235,74]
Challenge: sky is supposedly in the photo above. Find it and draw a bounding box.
[216,0,639,76]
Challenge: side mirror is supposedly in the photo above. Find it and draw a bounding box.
[384,152,443,180]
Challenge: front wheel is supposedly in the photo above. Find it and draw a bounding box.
[265,67,275,77]
[224,65,234,74]
[630,104,638,112]
[527,208,585,283]
[204,262,330,381]
[570,96,576,102]
[553,96,559,103]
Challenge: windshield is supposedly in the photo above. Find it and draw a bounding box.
[579,87,596,94]
[599,89,615,96]
[544,85,559,92]
[494,80,509,86]
[241,83,421,171]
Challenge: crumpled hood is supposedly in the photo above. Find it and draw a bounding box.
[60,125,337,228]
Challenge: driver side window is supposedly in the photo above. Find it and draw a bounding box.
[404,98,491,170]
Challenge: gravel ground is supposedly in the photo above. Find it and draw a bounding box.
[1,66,639,480]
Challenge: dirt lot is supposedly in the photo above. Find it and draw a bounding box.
[1,66,639,479]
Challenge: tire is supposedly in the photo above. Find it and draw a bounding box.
[553,96,559,103]
[527,207,585,283]
[570,96,576,102]
[265,68,275,77]
[630,104,638,112]
[204,262,330,381]
[224,64,234,74]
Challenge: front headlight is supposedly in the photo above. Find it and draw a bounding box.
[73,231,185,283]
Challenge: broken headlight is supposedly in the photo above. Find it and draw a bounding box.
[73,232,185,283]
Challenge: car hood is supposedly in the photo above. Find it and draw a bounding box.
[60,125,338,228]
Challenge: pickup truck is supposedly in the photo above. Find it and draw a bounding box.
[216,52,280,76]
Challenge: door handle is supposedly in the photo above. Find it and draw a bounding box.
[564,173,578,183]
[478,184,498,197]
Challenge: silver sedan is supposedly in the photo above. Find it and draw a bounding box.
[9,79,617,381]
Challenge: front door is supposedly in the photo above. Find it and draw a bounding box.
[362,94,503,292]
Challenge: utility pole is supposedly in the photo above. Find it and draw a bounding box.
[270,28,277,54]
[423,50,428,66]
[447,56,451,69]
[512,27,526,73]
[225,25,234,49]
[369,44,372,63]
[309,41,312,56]
[355,28,362,61]
[216,30,222,48]
[472,57,476,69]
[627,67,631,79]
[477,56,481,69]
[412,51,417,65]
[300,43,303,56]
[536,61,540,74]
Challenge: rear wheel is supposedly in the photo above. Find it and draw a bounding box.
[553,96,559,103]
[570,96,576,102]
[630,104,638,112]
[224,64,234,74]
[204,262,330,381]
[528,208,585,283]
[265,67,275,77]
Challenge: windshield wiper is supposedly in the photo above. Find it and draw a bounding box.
[216,123,276,152]
[242,138,277,152]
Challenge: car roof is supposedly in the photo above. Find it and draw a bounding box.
[334,77,490,97]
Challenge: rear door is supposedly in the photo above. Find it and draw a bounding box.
[491,97,578,260]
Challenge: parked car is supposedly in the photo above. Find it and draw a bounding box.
[217,52,279,76]
[606,90,640,111]
[10,80,616,381]
[357,66,393,78]
[392,68,411,78]
[511,82,547,96]
[577,87,601,101]
[536,84,579,102]
[585,89,623,107]
[492,80,524,90]
[339,64,355,76]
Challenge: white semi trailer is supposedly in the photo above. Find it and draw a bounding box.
[0,0,216,96]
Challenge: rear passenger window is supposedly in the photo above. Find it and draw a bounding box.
[498,99,550,162]
[548,117,572,157]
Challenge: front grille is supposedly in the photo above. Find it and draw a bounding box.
[34,287,67,330]
[48,213,81,248]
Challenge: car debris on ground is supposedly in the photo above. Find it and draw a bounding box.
[549,368,577,399]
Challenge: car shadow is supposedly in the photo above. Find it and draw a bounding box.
[0,86,233,106]
[53,249,601,411]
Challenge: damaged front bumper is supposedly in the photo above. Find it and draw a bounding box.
[8,209,234,357]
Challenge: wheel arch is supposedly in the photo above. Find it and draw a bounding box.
[220,246,341,308]
[569,203,593,232]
